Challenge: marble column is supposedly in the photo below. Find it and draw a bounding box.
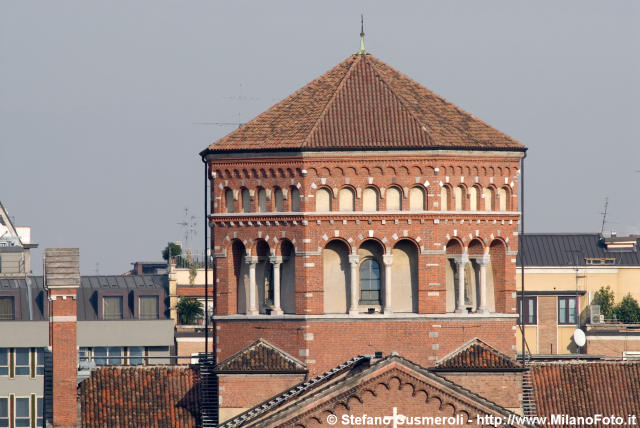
[382,254,393,314]
[349,254,360,315]
[454,253,469,313]
[269,256,283,315]
[246,256,259,315]
[477,254,491,314]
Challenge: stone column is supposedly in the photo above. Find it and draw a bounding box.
[382,254,393,314]
[454,253,469,313]
[246,256,259,315]
[477,254,491,314]
[349,254,360,315]
[269,256,283,315]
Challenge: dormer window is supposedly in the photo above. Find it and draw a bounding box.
[139,296,159,320]
[0,296,14,320]
[103,296,123,320]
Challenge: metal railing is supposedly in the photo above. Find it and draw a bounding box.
[173,252,207,269]
[78,354,207,366]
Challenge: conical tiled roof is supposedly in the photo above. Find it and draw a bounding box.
[202,53,524,154]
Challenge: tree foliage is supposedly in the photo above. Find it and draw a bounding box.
[177,297,203,325]
[614,293,640,324]
[593,286,640,323]
[189,263,201,285]
[594,286,616,319]
[162,242,182,261]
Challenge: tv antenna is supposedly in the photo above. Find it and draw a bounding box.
[192,83,260,129]
[177,207,197,250]
[600,198,608,235]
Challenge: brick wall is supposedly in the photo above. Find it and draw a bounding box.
[219,375,306,408]
[439,372,523,411]
[270,362,525,428]
[217,317,517,376]
[46,247,80,428]
[210,154,520,317]
[537,296,557,355]
[587,338,640,357]
[176,338,214,364]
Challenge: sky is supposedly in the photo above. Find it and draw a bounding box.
[1,1,638,275]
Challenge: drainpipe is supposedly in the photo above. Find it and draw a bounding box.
[202,156,209,361]
[520,149,527,363]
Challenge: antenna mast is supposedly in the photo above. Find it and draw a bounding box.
[600,198,608,235]
[177,207,197,250]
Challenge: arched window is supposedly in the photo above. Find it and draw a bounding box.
[454,186,463,211]
[498,187,507,211]
[257,188,267,212]
[483,188,494,211]
[316,188,332,211]
[362,187,379,211]
[409,187,425,211]
[359,259,381,305]
[386,187,402,211]
[338,188,355,212]
[240,188,250,213]
[274,187,285,212]
[290,186,300,211]
[440,186,450,211]
[468,186,478,211]
[225,188,234,213]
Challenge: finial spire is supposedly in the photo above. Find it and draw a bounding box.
[357,14,366,54]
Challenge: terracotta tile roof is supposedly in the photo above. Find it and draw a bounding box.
[531,361,640,425]
[203,53,524,154]
[79,366,199,428]
[215,338,307,373]
[433,337,522,370]
[221,354,528,428]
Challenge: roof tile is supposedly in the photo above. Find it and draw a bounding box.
[435,337,522,370]
[531,361,640,426]
[215,338,306,373]
[79,366,199,428]
[203,54,524,153]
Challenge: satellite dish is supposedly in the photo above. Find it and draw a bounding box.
[573,329,586,347]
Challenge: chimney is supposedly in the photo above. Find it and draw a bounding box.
[45,248,80,428]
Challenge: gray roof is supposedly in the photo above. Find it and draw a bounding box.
[0,275,169,321]
[517,233,640,267]
[0,276,46,320]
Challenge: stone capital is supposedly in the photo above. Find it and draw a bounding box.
[245,256,259,265]
[476,255,491,266]
[451,253,469,265]
[348,255,360,265]
[382,254,394,266]
[269,255,283,265]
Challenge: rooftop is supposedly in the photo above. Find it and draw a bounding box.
[79,366,199,428]
[433,337,523,371]
[531,361,640,423]
[202,53,524,155]
[517,233,640,267]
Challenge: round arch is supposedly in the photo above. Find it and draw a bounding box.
[391,239,419,313]
[323,239,352,314]
[231,239,249,314]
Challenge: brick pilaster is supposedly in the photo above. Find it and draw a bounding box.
[45,248,80,428]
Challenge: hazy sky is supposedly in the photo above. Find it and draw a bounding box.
[1,1,638,274]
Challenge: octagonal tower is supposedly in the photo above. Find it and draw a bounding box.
[200,52,526,375]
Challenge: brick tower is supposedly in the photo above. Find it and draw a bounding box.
[200,51,526,376]
[45,248,80,427]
